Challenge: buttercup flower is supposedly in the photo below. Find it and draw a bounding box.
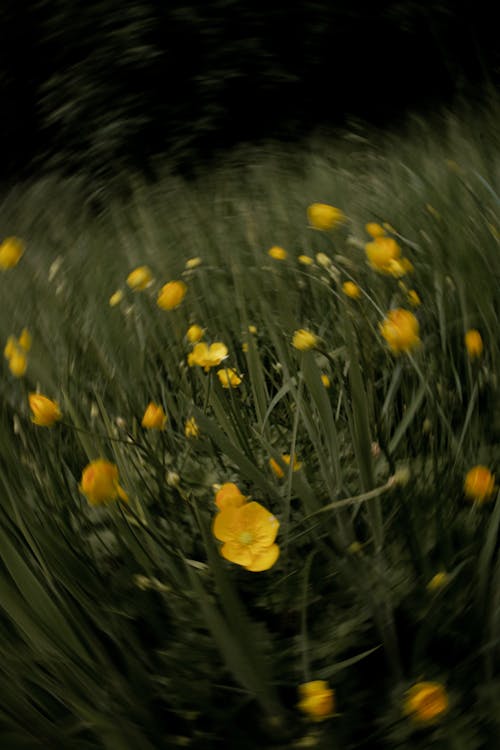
[215,482,247,510]
[268,246,287,261]
[248,325,257,334]
[0,237,24,270]
[269,454,302,479]
[321,374,331,388]
[407,289,421,307]
[188,342,228,371]
[365,222,386,238]
[18,328,32,352]
[185,416,200,438]
[28,393,62,427]
[185,257,202,269]
[187,324,204,343]
[4,336,17,360]
[157,281,187,310]
[427,572,449,592]
[379,309,420,354]
[342,281,361,299]
[464,329,483,360]
[141,402,167,430]
[307,203,346,231]
[126,265,153,291]
[79,459,128,506]
[8,350,27,377]
[365,236,401,273]
[404,682,448,724]
[217,368,242,388]
[109,289,124,307]
[298,254,314,265]
[297,681,336,721]
[387,257,414,277]
[213,500,280,571]
[292,329,319,351]
[464,465,495,505]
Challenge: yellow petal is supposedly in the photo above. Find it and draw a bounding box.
[246,544,280,571]
[240,502,280,546]
[220,542,253,567]
[212,506,240,542]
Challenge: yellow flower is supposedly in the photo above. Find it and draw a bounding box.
[8,350,27,377]
[464,329,483,360]
[28,393,62,427]
[248,325,257,334]
[79,459,128,506]
[297,681,335,721]
[187,342,228,371]
[407,289,421,307]
[387,257,414,277]
[109,289,124,307]
[404,682,448,724]
[342,281,361,299]
[427,572,449,592]
[365,222,386,238]
[0,237,24,270]
[157,281,187,310]
[4,335,17,360]
[18,328,32,351]
[185,416,200,438]
[215,482,247,510]
[126,265,153,291]
[185,257,202,269]
[187,324,205,344]
[307,203,346,231]
[212,500,280,571]
[268,246,287,261]
[379,309,421,355]
[292,329,319,351]
[141,402,167,430]
[298,254,314,265]
[321,374,331,388]
[464,465,495,505]
[217,368,242,388]
[365,236,401,273]
[269,454,302,479]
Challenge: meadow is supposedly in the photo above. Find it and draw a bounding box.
[0,101,499,749]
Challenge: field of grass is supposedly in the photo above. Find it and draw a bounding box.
[1,101,499,749]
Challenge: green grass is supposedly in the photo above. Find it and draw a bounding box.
[1,99,499,749]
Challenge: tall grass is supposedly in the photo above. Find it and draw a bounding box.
[1,101,499,749]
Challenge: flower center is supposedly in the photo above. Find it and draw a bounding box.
[238,531,254,545]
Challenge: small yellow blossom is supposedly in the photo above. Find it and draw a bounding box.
[215,482,247,510]
[188,342,228,371]
[79,459,128,506]
[342,281,361,299]
[297,681,336,721]
[269,454,302,479]
[268,246,287,261]
[298,254,314,265]
[212,500,280,571]
[184,416,200,438]
[248,325,257,334]
[365,236,401,273]
[464,329,483,360]
[4,335,17,360]
[379,308,421,355]
[28,393,62,427]
[126,265,153,291]
[307,203,346,231]
[292,329,319,351]
[18,328,32,352]
[407,289,421,307]
[387,257,414,277]
[109,289,124,307]
[141,402,168,430]
[321,374,331,388]
[217,368,242,388]
[0,237,24,270]
[365,222,386,238]
[242,342,249,353]
[427,572,449,592]
[315,252,331,268]
[187,324,205,343]
[8,350,27,377]
[404,682,448,724]
[157,281,187,310]
[185,257,202,269]
[464,465,495,505]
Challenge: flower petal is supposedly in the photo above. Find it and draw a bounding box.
[212,506,241,542]
[221,542,253,567]
[246,544,280,571]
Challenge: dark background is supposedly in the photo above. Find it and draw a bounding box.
[0,1,498,185]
